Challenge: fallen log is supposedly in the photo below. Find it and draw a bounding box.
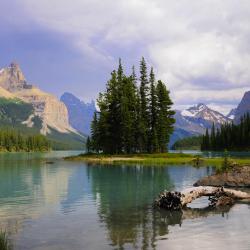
[154,186,250,210]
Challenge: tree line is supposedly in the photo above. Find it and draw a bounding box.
[0,129,51,152]
[201,113,250,151]
[171,136,202,150]
[88,58,175,154]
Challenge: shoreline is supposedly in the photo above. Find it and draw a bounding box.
[64,153,250,166]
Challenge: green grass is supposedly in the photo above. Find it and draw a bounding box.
[0,231,12,250]
[65,152,250,166]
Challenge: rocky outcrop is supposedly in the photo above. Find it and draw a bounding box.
[0,62,32,92]
[194,166,250,187]
[0,62,77,135]
[16,88,76,134]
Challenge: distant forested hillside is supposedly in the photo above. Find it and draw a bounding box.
[0,97,85,150]
[171,136,202,150]
[0,129,50,152]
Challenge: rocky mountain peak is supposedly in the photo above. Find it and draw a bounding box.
[0,62,78,135]
[61,92,96,135]
[234,91,250,123]
[0,62,28,92]
[181,103,229,124]
[196,103,207,110]
[61,92,82,106]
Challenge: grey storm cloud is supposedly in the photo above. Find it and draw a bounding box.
[1,0,250,114]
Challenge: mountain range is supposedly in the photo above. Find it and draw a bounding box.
[61,91,250,147]
[0,61,250,149]
[0,62,85,149]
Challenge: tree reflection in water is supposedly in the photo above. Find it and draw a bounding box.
[87,163,234,250]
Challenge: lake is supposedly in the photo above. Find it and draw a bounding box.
[0,151,249,250]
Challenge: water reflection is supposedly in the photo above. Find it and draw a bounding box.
[86,164,174,249]
[0,153,249,250]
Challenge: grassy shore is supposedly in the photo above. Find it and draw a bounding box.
[0,231,12,250]
[64,152,250,166]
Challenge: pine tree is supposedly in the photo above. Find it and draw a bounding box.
[149,67,159,152]
[86,136,91,153]
[90,58,175,154]
[132,66,142,152]
[91,111,100,152]
[120,76,137,153]
[210,123,216,150]
[156,80,175,152]
[139,57,150,152]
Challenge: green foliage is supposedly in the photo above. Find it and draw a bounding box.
[0,129,50,152]
[0,231,12,250]
[155,80,175,152]
[47,128,85,150]
[172,136,202,150]
[86,136,91,153]
[90,58,175,154]
[201,113,250,151]
[0,98,33,125]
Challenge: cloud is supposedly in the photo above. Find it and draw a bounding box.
[2,0,250,114]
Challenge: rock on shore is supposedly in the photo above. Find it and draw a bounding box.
[194,166,250,187]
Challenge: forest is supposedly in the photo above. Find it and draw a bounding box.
[171,136,202,150]
[0,129,51,152]
[201,113,250,151]
[88,58,175,154]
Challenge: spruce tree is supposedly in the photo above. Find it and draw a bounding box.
[86,136,91,153]
[156,80,175,152]
[149,67,159,152]
[139,57,150,152]
[90,58,176,154]
[91,111,100,152]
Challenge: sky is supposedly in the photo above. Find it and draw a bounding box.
[0,0,250,114]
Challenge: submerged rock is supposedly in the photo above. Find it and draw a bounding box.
[194,166,250,187]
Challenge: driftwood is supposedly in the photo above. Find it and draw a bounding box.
[154,186,250,210]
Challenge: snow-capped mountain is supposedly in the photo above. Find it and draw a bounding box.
[170,103,231,146]
[181,103,230,124]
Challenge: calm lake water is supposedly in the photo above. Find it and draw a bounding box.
[0,151,249,250]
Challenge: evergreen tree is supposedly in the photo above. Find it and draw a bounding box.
[149,67,159,152]
[201,113,250,151]
[120,76,137,153]
[90,58,175,154]
[91,111,100,152]
[0,129,50,152]
[86,136,91,153]
[155,80,175,152]
[139,57,150,152]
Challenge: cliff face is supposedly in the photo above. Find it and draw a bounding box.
[0,62,76,135]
